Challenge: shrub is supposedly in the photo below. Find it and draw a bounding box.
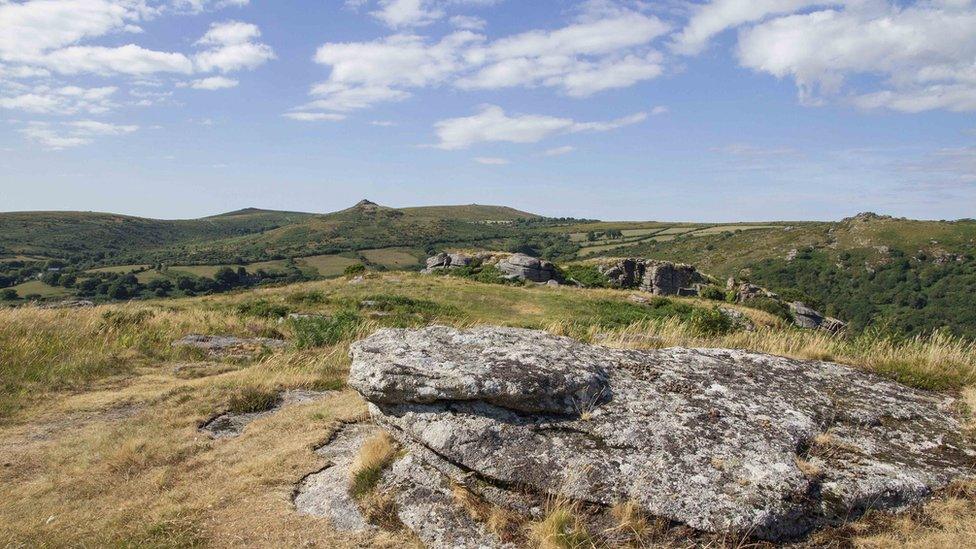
[0,289,16,300]
[235,299,290,319]
[743,297,792,321]
[698,285,724,301]
[291,310,361,348]
[689,308,735,336]
[561,264,609,288]
[343,263,366,277]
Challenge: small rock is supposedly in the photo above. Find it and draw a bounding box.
[172,334,287,359]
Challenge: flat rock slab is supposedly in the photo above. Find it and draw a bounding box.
[200,389,330,439]
[172,334,288,359]
[293,423,376,532]
[350,326,976,541]
[350,326,609,415]
[383,453,512,549]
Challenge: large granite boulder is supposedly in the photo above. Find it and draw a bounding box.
[495,253,560,283]
[790,302,848,334]
[422,252,475,273]
[349,326,975,544]
[599,258,706,296]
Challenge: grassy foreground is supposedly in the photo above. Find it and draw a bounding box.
[1,273,975,547]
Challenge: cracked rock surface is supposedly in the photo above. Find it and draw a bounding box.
[350,326,976,542]
[293,423,376,532]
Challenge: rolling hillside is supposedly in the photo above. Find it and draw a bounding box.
[0,208,315,259]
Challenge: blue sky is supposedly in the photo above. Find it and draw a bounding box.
[1,0,974,221]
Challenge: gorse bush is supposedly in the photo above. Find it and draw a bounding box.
[698,285,725,301]
[689,308,735,336]
[560,264,610,288]
[343,263,366,277]
[743,297,792,321]
[290,310,362,348]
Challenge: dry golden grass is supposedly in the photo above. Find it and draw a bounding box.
[527,494,595,549]
[348,431,398,499]
[0,273,974,547]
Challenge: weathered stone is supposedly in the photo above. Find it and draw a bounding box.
[790,302,824,329]
[789,302,848,333]
[351,326,975,542]
[349,326,609,415]
[172,334,287,358]
[495,254,560,283]
[294,423,376,532]
[382,453,512,548]
[640,261,705,296]
[598,258,705,296]
[422,252,475,274]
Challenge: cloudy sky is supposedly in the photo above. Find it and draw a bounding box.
[1,0,974,221]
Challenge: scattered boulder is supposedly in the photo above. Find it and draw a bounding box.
[293,423,377,532]
[718,307,755,332]
[789,302,848,334]
[350,326,975,543]
[495,253,560,283]
[732,282,778,302]
[38,299,95,309]
[171,334,287,359]
[422,252,475,274]
[599,258,705,296]
[200,389,330,438]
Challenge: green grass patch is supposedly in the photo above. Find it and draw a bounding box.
[290,310,362,348]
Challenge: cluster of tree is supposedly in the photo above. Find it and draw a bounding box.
[585,229,624,241]
[749,247,976,338]
[503,233,578,261]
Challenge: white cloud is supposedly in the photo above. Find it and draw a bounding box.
[193,21,275,73]
[302,4,668,116]
[196,20,260,46]
[711,143,798,157]
[186,75,239,89]
[283,112,347,121]
[651,105,668,115]
[371,120,397,126]
[433,104,647,149]
[0,85,118,114]
[372,0,443,28]
[734,2,976,112]
[450,14,485,30]
[19,119,137,149]
[68,119,138,135]
[473,156,509,164]
[41,44,193,75]
[542,145,575,156]
[172,0,249,14]
[671,0,820,55]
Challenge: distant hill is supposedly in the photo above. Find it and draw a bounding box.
[0,209,314,259]
[0,201,542,263]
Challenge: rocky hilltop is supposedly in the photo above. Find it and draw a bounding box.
[336,326,975,547]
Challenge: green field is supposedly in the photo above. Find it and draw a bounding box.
[10,280,73,298]
[298,254,361,277]
[360,247,421,268]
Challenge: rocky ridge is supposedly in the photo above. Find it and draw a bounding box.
[344,325,975,546]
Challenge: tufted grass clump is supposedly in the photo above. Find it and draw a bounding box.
[226,385,280,414]
[349,431,398,499]
[290,310,364,348]
[527,495,594,549]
